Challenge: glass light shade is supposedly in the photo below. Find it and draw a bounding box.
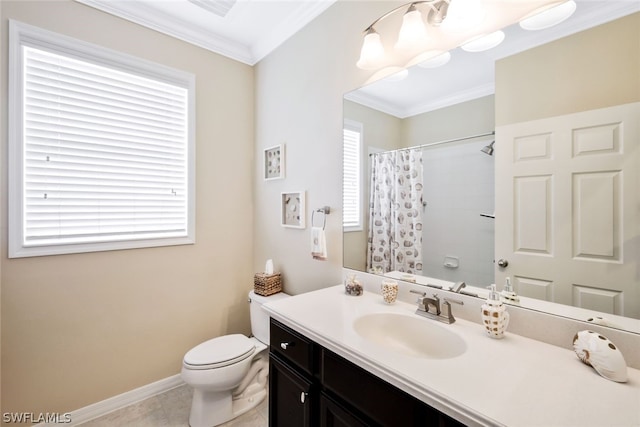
[520,1,577,31]
[356,29,385,70]
[461,30,505,52]
[442,0,485,32]
[416,51,451,68]
[395,7,429,51]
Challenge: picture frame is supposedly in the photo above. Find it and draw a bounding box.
[264,144,285,180]
[281,191,305,229]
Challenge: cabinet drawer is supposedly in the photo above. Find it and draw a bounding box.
[270,318,316,375]
[321,348,440,427]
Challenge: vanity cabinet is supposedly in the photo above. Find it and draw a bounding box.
[269,318,318,427]
[269,318,467,427]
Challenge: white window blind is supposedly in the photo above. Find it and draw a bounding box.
[9,21,195,257]
[343,120,363,231]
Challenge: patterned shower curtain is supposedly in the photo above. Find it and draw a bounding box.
[367,149,423,274]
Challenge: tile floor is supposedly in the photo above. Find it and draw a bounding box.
[79,384,268,427]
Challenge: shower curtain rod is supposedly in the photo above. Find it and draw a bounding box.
[369,131,495,156]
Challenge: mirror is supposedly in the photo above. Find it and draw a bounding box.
[343,1,640,333]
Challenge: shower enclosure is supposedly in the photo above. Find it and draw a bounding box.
[367,134,495,287]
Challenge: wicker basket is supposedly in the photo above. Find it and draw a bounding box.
[253,272,282,296]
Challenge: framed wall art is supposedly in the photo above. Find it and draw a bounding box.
[281,191,305,229]
[264,144,285,180]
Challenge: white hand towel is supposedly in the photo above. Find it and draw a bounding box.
[311,226,327,261]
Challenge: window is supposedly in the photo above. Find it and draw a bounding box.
[8,21,195,258]
[343,120,363,232]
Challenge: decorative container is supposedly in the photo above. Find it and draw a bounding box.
[481,284,510,339]
[381,279,398,304]
[254,272,282,296]
[345,274,363,296]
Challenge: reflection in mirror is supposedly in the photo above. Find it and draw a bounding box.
[343,1,640,333]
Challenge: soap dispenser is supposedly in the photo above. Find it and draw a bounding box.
[500,277,520,304]
[481,284,509,339]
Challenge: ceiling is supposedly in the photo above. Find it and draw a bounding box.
[75,0,638,116]
[75,0,337,65]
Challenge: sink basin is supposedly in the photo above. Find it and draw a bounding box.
[353,313,467,359]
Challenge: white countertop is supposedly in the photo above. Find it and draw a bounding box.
[264,285,640,427]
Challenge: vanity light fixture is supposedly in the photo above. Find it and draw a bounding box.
[357,0,451,70]
[519,0,577,31]
[460,30,505,52]
[357,0,578,71]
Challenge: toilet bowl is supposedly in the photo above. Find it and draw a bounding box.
[181,290,289,427]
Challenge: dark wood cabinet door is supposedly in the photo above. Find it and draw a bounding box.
[269,355,315,427]
[319,392,369,427]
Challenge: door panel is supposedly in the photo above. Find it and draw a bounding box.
[495,102,639,318]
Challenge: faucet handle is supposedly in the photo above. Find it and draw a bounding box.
[410,289,426,303]
[441,297,463,324]
[410,290,428,311]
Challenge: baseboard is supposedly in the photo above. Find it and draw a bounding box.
[35,374,185,426]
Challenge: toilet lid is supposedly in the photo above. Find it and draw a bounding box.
[184,334,255,369]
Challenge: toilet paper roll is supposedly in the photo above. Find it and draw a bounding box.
[265,259,274,275]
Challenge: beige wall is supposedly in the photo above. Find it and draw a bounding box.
[402,95,495,146]
[1,0,254,417]
[496,12,640,126]
[253,1,402,295]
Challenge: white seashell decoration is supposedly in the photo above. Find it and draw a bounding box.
[573,330,628,383]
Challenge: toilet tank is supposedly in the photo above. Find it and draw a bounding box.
[249,290,290,345]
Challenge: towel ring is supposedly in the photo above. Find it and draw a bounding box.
[312,206,330,230]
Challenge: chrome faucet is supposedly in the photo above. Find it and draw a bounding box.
[410,290,463,324]
[451,281,466,293]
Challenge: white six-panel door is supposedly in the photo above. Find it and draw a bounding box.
[495,102,639,319]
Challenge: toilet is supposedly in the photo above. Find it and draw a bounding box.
[181,290,289,427]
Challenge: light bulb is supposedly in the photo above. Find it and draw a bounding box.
[395,5,429,51]
[356,28,385,70]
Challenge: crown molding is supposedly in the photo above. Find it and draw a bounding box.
[75,0,334,65]
[345,83,496,119]
[75,0,253,64]
[404,83,495,118]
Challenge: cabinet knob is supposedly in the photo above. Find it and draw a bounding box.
[300,391,307,403]
[280,342,293,350]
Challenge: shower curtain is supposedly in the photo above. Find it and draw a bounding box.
[367,149,423,275]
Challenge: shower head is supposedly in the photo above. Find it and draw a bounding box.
[481,141,495,156]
